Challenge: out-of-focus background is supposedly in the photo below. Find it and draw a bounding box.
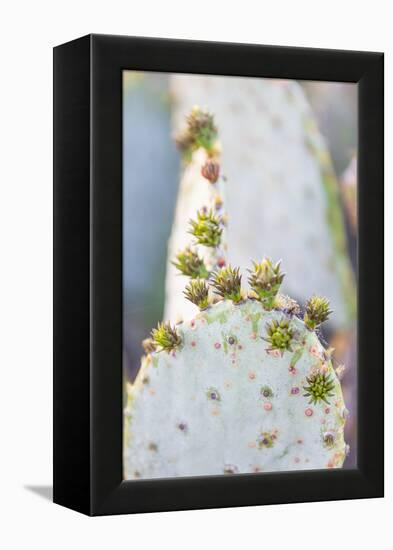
[123,71,357,468]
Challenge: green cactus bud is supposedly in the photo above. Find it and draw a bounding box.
[184,279,210,310]
[189,209,222,248]
[304,295,332,330]
[175,106,218,158]
[248,258,285,309]
[151,322,182,353]
[265,318,294,351]
[172,247,209,279]
[186,106,218,152]
[303,372,335,405]
[210,266,242,303]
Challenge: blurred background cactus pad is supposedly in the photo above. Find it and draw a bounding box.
[123,72,357,478]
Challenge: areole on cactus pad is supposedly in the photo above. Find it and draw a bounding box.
[123,107,348,480]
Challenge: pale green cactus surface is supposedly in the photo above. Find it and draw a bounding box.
[124,298,347,479]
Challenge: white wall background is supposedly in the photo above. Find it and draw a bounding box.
[0,1,390,548]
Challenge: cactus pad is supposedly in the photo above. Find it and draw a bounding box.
[124,299,347,479]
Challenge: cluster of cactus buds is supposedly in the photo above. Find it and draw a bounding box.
[172,247,209,279]
[210,266,242,303]
[176,106,218,159]
[151,322,182,352]
[265,318,294,351]
[184,279,210,310]
[189,209,223,248]
[248,258,285,309]
[303,372,335,405]
[304,295,332,330]
[171,108,226,304]
[171,234,333,337]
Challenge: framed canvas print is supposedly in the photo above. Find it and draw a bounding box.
[53,34,384,516]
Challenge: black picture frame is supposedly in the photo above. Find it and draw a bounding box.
[53,34,384,516]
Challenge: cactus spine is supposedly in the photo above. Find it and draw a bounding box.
[124,109,348,480]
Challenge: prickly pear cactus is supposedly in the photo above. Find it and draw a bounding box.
[123,108,348,480]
